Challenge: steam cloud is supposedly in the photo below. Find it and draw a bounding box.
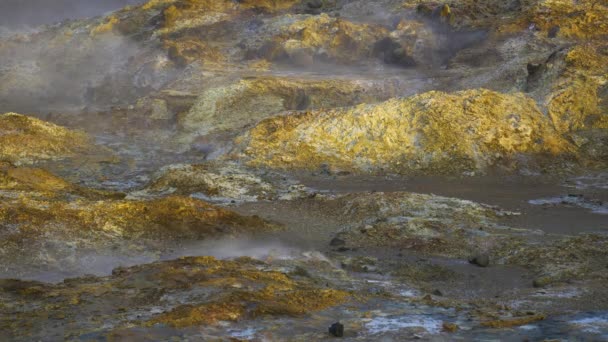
[0,0,144,28]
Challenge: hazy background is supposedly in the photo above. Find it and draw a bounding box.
[0,0,144,28]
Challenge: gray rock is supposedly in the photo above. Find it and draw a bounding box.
[329,322,344,337]
[330,237,346,247]
[469,254,490,267]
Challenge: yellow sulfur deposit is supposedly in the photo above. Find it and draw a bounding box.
[90,15,120,36]
[267,14,388,64]
[481,314,546,328]
[0,256,349,335]
[529,0,608,40]
[179,76,398,139]
[0,191,277,277]
[240,89,574,174]
[548,44,608,133]
[146,257,348,327]
[0,164,72,193]
[159,0,299,33]
[164,37,226,67]
[0,113,95,165]
[78,196,271,237]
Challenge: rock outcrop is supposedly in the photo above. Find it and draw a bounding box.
[0,113,98,165]
[239,89,575,174]
[0,256,348,340]
[133,161,309,202]
[0,171,277,279]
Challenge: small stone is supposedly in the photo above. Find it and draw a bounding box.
[330,237,346,247]
[329,322,344,337]
[442,322,459,332]
[360,225,374,234]
[533,276,552,288]
[320,163,332,176]
[548,26,560,38]
[432,289,443,296]
[469,254,490,267]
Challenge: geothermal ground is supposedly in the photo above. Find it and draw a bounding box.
[0,0,607,341]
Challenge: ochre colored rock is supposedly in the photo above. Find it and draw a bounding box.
[90,15,120,36]
[0,256,349,339]
[548,44,608,133]
[481,314,546,328]
[178,76,399,139]
[527,0,608,40]
[157,0,299,34]
[0,113,96,165]
[317,191,523,260]
[266,14,388,63]
[239,89,574,174]
[148,285,348,327]
[0,193,276,277]
[0,164,72,193]
[137,162,309,202]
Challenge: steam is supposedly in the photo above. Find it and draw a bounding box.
[7,237,333,283]
[0,0,144,29]
[161,237,332,263]
[0,29,176,115]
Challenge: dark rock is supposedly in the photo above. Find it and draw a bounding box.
[469,254,490,267]
[416,4,434,16]
[442,322,459,332]
[548,26,560,38]
[329,322,344,337]
[373,37,416,67]
[307,0,323,9]
[533,276,552,288]
[330,237,346,247]
[320,163,332,176]
[292,266,311,278]
[432,289,443,296]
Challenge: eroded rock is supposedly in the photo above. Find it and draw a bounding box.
[0,113,100,165]
[0,188,277,279]
[238,89,575,175]
[0,256,349,340]
[133,161,310,202]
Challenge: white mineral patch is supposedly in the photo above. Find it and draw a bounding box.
[529,195,608,215]
[228,328,259,340]
[569,314,608,334]
[564,173,608,190]
[365,315,443,335]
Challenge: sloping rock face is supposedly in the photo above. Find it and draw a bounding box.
[238,89,575,174]
[320,191,608,286]
[133,161,310,202]
[0,113,97,165]
[0,184,277,279]
[0,256,348,341]
[176,76,405,141]
[323,191,524,259]
[0,116,277,280]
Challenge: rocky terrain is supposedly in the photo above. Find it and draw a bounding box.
[0,0,607,340]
